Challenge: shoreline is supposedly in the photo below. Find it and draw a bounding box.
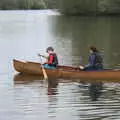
[0,9,120,16]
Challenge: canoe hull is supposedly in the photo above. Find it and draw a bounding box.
[13,59,61,77]
[13,59,120,80]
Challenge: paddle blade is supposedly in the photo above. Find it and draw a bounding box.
[42,68,48,80]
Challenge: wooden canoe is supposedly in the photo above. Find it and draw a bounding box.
[13,59,120,80]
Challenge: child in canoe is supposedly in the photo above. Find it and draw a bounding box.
[38,47,58,69]
[80,46,103,71]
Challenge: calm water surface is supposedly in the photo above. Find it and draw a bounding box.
[0,10,120,120]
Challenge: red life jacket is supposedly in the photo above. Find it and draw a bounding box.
[48,53,58,66]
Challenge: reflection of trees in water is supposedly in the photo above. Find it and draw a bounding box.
[49,16,120,66]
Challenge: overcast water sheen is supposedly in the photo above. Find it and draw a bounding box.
[0,10,120,120]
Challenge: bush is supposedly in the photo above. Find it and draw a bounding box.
[56,0,120,15]
[0,0,47,10]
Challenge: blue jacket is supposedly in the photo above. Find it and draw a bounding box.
[85,52,103,70]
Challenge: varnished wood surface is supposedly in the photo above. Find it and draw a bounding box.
[13,59,120,80]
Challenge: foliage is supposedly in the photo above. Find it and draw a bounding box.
[0,0,47,10]
[0,0,120,15]
[57,0,120,15]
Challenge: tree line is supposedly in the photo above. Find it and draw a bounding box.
[56,0,120,15]
[0,0,55,10]
[0,0,120,15]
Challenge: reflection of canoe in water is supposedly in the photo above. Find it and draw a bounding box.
[13,59,120,80]
[14,74,58,86]
[14,73,120,83]
[14,74,43,83]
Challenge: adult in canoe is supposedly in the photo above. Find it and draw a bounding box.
[80,46,103,71]
[38,47,58,69]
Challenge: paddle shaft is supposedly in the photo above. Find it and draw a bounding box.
[38,54,48,59]
[39,56,48,80]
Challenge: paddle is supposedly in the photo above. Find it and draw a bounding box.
[39,55,48,80]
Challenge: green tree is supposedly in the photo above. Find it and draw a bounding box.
[57,0,120,15]
[0,0,47,10]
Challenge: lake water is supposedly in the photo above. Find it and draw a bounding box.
[0,10,120,120]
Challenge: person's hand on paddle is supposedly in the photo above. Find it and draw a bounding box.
[79,65,84,70]
[38,54,48,59]
[38,54,48,80]
[38,53,42,57]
